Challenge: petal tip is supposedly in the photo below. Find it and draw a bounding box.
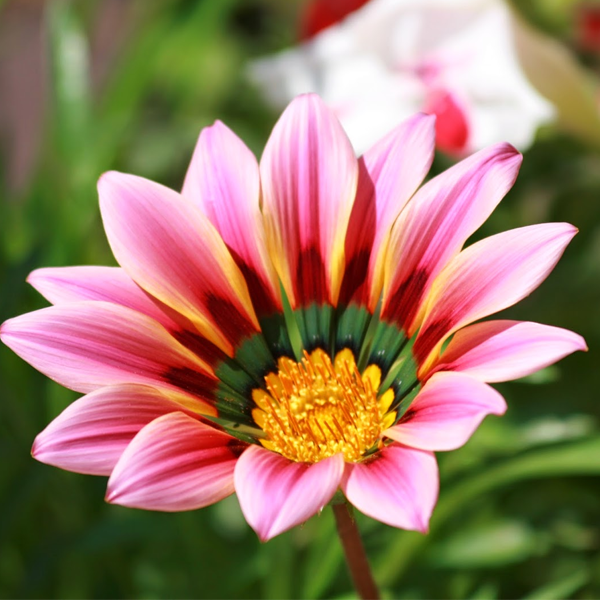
[0,317,15,341]
[30,435,42,460]
[104,477,124,505]
[25,268,42,286]
[97,170,122,191]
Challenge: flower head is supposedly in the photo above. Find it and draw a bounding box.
[1,94,585,541]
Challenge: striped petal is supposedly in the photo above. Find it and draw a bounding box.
[32,384,209,476]
[182,121,281,315]
[260,94,358,307]
[106,412,244,511]
[99,171,259,356]
[382,143,522,333]
[341,445,438,533]
[28,265,232,368]
[414,223,577,368]
[385,372,506,451]
[340,113,436,306]
[234,445,344,541]
[0,301,216,402]
[427,320,587,382]
[28,266,173,328]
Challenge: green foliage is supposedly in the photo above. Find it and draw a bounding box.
[1,0,599,598]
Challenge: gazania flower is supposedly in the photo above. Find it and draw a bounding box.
[1,95,585,542]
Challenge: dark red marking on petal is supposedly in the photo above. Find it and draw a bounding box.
[300,0,371,40]
[227,438,248,458]
[382,268,429,333]
[296,246,329,305]
[398,409,417,424]
[338,248,372,306]
[172,329,228,367]
[227,248,280,317]
[338,157,376,306]
[413,318,453,366]
[205,293,259,348]
[162,366,219,404]
[134,266,259,350]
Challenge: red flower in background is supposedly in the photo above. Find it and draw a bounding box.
[300,0,370,39]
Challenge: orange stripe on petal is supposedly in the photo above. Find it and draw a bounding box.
[382,143,522,333]
[28,265,233,370]
[260,94,358,307]
[99,171,260,356]
[182,122,281,315]
[414,223,577,372]
[340,114,435,307]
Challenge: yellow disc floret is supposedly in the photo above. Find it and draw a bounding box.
[252,348,396,463]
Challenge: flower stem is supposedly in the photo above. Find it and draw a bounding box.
[332,502,380,600]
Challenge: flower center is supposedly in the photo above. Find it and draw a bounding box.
[252,348,396,463]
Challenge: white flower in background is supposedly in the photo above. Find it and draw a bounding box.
[249,0,567,155]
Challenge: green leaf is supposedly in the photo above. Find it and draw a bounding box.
[428,520,542,568]
[522,565,589,600]
[46,0,92,164]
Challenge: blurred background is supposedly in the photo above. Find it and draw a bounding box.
[1,0,600,598]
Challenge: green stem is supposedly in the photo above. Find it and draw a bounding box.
[332,503,380,600]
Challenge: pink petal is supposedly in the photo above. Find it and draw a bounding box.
[384,372,506,451]
[0,301,216,399]
[28,266,173,328]
[427,320,587,382]
[182,121,281,315]
[260,94,358,307]
[382,143,522,334]
[234,445,344,541]
[341,445,438,533]
[341,113,436,307]
[106,412,244,511]
[32,384,207,476]
[99,171,259,356]
[414,223,577,367]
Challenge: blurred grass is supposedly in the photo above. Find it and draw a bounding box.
[1,0,599,598]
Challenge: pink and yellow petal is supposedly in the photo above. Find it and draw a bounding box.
[106,412,244,511]
[414,223,577,370]
[427,320,587,382]
[27,266,234,368]
[340,113,436,306]
[182,121,281,315]
[32,384,210,476]
[260,94,358,307]
[234,445,344,541]
[99,171,259,356]
[28,266,174,328]
[385,372,506,451]
[0,301,216,403]
[381,143,522,333]
[341,445,438,533]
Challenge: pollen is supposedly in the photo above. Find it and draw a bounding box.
[252,348,396,463]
